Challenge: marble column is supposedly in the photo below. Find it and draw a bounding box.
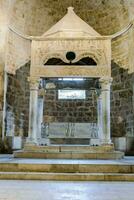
[37,97,44,144]
[27,79,39,145]
[97,93,103,143]
[99,77,112,144]
[2,71,7,140]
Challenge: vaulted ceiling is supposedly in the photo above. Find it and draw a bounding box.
[10,0,133,36]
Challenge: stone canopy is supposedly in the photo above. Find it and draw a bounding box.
[42,7,101,38]
[31,7,111,79]
[26,7,113,151]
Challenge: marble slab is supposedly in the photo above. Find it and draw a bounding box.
[43,123,98,138]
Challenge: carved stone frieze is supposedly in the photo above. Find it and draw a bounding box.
[31,65,111,78]
[31,39,111,69]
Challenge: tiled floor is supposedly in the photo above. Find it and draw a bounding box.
[0,180,133,200]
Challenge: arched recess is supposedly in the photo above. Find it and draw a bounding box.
[44,56,97,66]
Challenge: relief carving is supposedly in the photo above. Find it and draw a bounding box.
[32,65,111,78]
[32,39,111,69]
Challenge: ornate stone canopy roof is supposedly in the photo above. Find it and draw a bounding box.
[42,7,101,38]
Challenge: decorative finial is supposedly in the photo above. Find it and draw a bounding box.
[67,7,74,13]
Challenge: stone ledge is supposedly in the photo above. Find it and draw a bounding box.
[14,150,124,160]
[0,163,132,173]
[0,172,133,181]
[24,144,114,153]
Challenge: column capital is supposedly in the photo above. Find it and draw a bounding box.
[28,77,40,90]
[99,77,113,85]
[99,77,113,90]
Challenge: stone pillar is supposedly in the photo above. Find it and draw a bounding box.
[1,71,7,140]
[27,79,39,145]
[37,97,44,144]
[99,77,112,144]
[97,93,103,143]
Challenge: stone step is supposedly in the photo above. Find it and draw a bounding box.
[24,144,114,153]
[49,138,90,145]
[14,150,124,160]
[0,172,134,181]
[0,163,133,173]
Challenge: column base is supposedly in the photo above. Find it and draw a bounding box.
[100,142,114,151]
[25,137,38,146]
[37,138,50,146]
[100,139,113,145]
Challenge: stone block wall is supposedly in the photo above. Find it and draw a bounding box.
[0,72,3,138]
[111,62,134,137]
[44,89,97,123]
[4,62,134,144]
[6,62,30,137]
[5,63,134,140]
[5,0,134,139]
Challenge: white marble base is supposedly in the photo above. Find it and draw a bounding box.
[12,136,22,149]
[90,138,100,146]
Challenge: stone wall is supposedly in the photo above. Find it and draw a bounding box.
[43,70,134,138]
[111,62,134,137]
[7,0,134,139]
[6,62,30,137]
[44,89,97,123]
[0,0,12,139]
[5,63,134,140]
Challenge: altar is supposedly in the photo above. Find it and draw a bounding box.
[39,122,99,145]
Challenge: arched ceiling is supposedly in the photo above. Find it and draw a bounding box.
[10,0,133,36]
